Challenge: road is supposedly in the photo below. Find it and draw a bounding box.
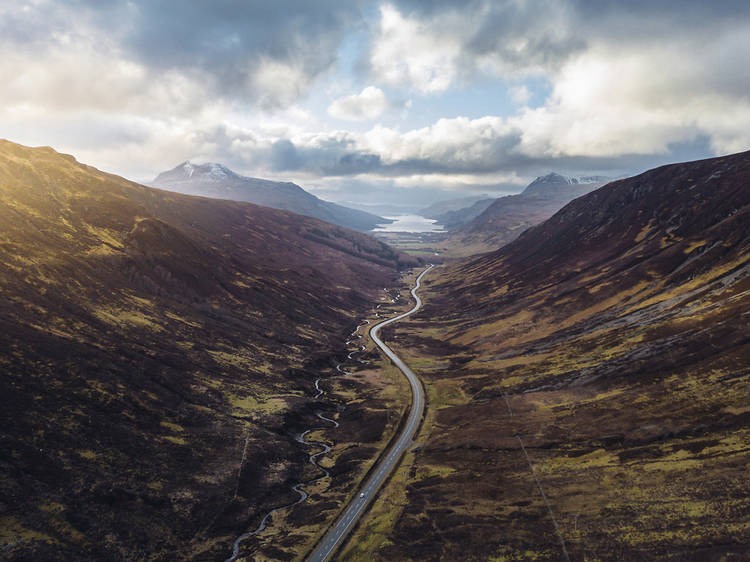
[306,264,434,562]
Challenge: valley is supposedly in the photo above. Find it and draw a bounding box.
[2,141,749,562]
[4,3,750,561]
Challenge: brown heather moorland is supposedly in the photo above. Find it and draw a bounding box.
[346,151,750,560]
[0,140,420,560]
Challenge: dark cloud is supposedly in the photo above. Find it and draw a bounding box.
[366,0,586,84]
[572,0,750,23]
[463,1,585,70]
[269,137,360,174]
[271,139,305,171]
[382,0,750,81]
[246,130,717,186]
[323,152,382,175]
[396,0,750,36]
[124,1,361,101]
[2,1,363,109]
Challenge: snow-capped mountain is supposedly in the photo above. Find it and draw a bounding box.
[175,162,236,181]
[448,172,610,253]
[521,172,610,197]
[152,162,390,232]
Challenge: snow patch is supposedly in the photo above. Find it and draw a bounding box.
[208,163,229,180]
[182,161,195,178]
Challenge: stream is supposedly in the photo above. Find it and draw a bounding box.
[224,320,371,562]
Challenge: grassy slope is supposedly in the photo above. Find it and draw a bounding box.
[346,152,750,560]
[0,140,418,560]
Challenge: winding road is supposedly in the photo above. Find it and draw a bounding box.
[307,263,434,562]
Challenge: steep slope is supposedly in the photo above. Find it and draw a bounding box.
[350,152,750,560]
[418,195,495,229]
[424,197,496,230]
[447,173,608,255]
[0,140,418,561]
[152,161,391,232]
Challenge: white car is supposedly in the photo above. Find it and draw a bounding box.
[359,492,365,498]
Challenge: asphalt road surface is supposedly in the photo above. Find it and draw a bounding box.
[306,264,434,562]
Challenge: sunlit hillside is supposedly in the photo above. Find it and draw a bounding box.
[0,140,417,560]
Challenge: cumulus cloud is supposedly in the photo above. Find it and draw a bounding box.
[510,26,750,158]
[369,1,582,93]
[363,117,519,171]
[370,4,462,93]
[365,0,750,179]
[0,0,360,114]
[328,86,389,121]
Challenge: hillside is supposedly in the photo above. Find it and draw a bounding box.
[0,140,418,560]
[152,162,391,232]
[447,173,607,255]
[348,152,750,559]
[418,195,495,229]
[423,197,496,230]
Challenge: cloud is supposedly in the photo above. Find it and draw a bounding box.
[214,116,526,181]
[510,26,750,158]
[0,1,362,114]
[328,86,389,121]
[369,1,583,93]
[508,85,531,105]
[369,4,462,93]
[363,117,520,171]
[363,0,750,175]
[123,1,362,108]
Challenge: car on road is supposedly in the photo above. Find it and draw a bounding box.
[359,492,365,498]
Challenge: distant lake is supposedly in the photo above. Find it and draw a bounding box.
[371,214,445,233]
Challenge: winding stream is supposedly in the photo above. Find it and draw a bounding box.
[224,320,371,562]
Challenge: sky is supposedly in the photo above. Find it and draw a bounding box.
[2,0,750,208]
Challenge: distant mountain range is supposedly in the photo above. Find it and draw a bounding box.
[151,161,391,232]
[446,172,609,254]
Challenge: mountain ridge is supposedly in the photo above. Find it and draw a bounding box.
[151,161,391,232]
[445,172,609,254]
[364,150,750,559]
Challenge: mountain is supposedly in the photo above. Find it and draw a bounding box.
[0,140,418,560]
[362,152,750,559]
[520,172,609,196]
[447,172,608,254]
[419,194,493,220]
[419,195,496,230]
[428,197,496,230]
[151,161,391,232]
